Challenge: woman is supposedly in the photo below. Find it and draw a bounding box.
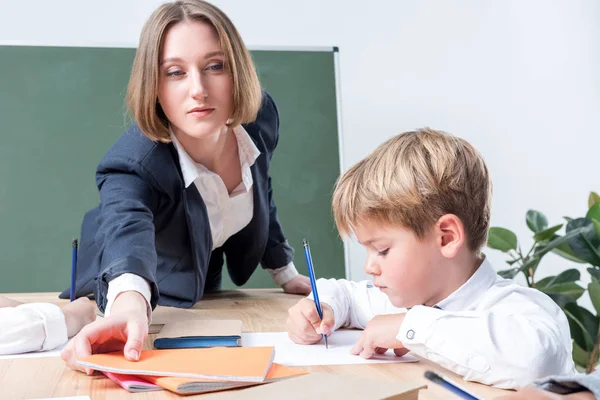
[61,0,311,371]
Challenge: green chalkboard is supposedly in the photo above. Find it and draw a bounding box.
[0,46,344,293]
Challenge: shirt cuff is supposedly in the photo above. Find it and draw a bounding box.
[397,305,440,346]
[268,262,299,286]
[18,303,68,351]
[105,273,152,323]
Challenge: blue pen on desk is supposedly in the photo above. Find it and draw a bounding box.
[70,238,78,302]
[302,238,328,349]
[424,371,482,400]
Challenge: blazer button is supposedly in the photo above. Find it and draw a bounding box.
[406,329,415,340]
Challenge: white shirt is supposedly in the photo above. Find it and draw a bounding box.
[105,126,298,317]
[312,257,576,389]
[0,303,68,355]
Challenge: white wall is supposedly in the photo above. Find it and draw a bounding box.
[2,0,600,305]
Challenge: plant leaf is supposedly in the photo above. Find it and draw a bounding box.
[497,268,519,279]
[587,203,600,223]
[563,303,597,351]
[588,268,600,282]
[589,280,600,316]
[564,216,574,223]
[537,269,581,289]
[552,242,587,263]
[526,210,549,233]
[572,341,591,369]
[540,282,585,301]
[566,218,600,267]
[534,224,563,242]
[589,192,600,209]
[487,227,518,252]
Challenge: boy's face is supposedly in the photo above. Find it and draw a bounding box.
[355,221,444,308]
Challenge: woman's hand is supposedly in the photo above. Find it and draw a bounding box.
[60,291,149,374]
[282,274,312,295]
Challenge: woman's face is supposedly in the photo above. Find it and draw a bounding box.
[157,20,233,140]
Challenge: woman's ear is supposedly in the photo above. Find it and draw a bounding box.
[436,214,465,259]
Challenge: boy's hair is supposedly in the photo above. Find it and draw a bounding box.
[332,128,492,252]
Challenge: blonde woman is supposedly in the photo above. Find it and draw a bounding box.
[60,0,311,371]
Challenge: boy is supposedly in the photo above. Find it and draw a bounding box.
[286,128,575,389]
[0,295,95,355]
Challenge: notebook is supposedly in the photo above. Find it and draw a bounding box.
[78,346,274,382]
[202,372,426,400]
[154,319,242,349]
[102,372,162,393]
[145,363,308,395]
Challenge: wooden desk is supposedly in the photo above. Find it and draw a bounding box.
[0,291,509,399]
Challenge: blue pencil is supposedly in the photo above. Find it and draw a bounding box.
[302,238,328,349]
[70,238,78,302]
[424,371,481,400]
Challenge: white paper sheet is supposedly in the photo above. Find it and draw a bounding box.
[241,330,419,367]
[31,397,91,400]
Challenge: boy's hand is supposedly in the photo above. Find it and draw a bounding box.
[286,298,335,344]
[61,297,96,338]
[350,314,409,359]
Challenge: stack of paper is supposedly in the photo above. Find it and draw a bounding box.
[80,347,308,395]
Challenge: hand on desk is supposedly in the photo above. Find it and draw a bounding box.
[61,291,148,374]
[0,295,22,307]
[496,388,594,399]
[282,274,312,295]
[350,314,409,359]
[286,298,334,344]
[61,297,96,338]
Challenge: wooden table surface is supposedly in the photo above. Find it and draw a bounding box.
[0,290,510,399]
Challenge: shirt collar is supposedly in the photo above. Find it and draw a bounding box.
[435,256,497,311]
[170,126,261,189]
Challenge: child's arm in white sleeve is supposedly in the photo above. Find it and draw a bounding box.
[0,303,68,355]
[312,278,404,331]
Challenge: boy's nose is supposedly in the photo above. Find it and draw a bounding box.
[364,257,381,276]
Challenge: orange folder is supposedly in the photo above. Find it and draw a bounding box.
[78,346,274,382]
[145,363,308,395]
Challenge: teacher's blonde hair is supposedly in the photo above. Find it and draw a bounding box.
[127,0,262,142]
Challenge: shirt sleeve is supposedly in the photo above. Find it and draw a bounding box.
[397,304,573,389]
[532,370,600,398]
[268,262,299,286]
[105,273,152,322]
[308,278,404,331]
[0,303,68,355]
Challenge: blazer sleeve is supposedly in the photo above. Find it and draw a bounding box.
[92,155,161,312]
[259,93,295,270]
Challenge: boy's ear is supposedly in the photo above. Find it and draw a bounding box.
[436,214,465,258]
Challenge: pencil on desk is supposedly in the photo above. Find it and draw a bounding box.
[302,238,328,349]
[70,238,78,302]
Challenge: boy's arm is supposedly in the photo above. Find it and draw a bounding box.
[0,303,68,355]
[310,278,403,331]
[398,302,573,389]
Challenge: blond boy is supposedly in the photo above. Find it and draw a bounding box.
[286,128,575,389]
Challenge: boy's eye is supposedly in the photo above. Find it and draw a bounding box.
[377,249,389,256]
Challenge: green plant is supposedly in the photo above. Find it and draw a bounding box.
[488,191,600,372]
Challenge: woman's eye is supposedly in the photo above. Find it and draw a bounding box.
[166,70,184,77]
[206,63,224,72]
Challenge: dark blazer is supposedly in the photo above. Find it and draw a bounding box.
[59,92,294,311]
